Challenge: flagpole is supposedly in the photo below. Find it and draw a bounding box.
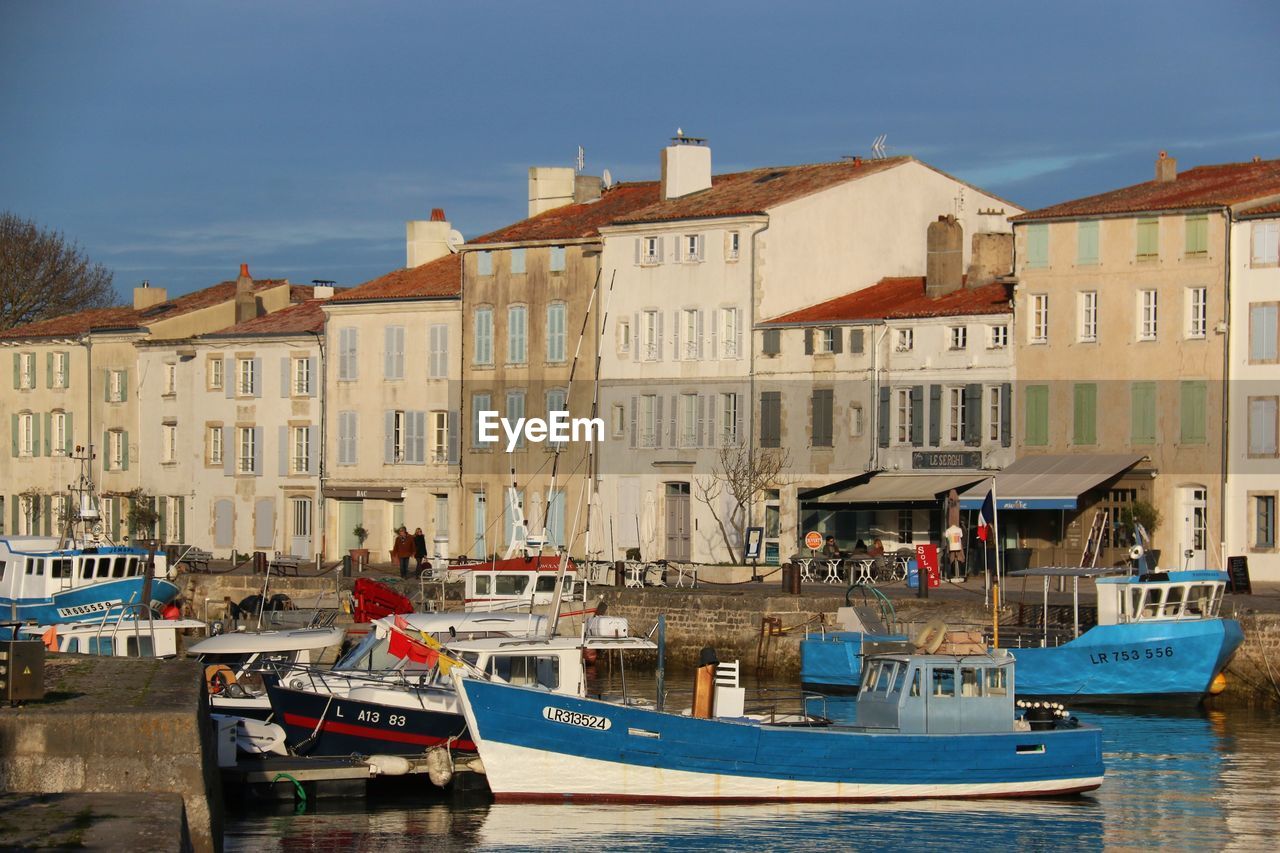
[992,480,1002,611]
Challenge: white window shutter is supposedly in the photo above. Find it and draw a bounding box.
[281,358,291,398]
[696,310,705,359]
[711,309,720,359]
[734,308,744,360]
[384,411,396,463]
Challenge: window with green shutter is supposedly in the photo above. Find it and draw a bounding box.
[1180,381,1207,444]
[1024,385,1049,446]
[1073,383,1097,445]
[1077,220,1099,265]
[1137,218,1159,260]
[1185,215,1208,257]
[1131,382,1157,444]
[1025,224,1049,268]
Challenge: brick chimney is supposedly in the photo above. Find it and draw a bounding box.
[234,263,257,324]
[132,280,168,310]
[926,215,964,298]
[406,208,458,268]
[1156,150,1177,183]
[661,132,712,200]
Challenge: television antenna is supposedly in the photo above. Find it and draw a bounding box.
[871,134,888,159]
[576,145,585,173]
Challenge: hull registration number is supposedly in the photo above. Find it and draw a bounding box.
[543,706,611,731]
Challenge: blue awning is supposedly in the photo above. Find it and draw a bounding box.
[958,453,1146,511]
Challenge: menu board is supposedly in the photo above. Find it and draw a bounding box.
[1226,556,1252,595]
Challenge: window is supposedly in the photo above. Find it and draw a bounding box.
[1185,214,1208,257]
[1024,385,1049,446]
[208,358,224,390]
[474,307,493,366]
[546,303,567,363]
[639,394,659,448]
[1248,397,1278,457]
[507,305,527,365]
[811,388,833,448]
[683,234,703,262]
[762,328,780,356]
[477,251,493,276]
[50,411,67,455]
[51,352,68,389]
[1025,223,1048,268]
[293,357,312,395]
[108,429,126,470]
[337,411,358,465]
[681,308,701,359]
[760,391,781,448]
[1077,220,1099,265]
[506,390,525,448]
[509,248,526,275]
[987,385,1004,443]
[428,324,449,378]
[472,393,493,448]
[728,231,740,261]
[897,509,913,545]
[896,328,914,352]
[107,369,127,402]
[988,324,1008,349]
[431,411,448,462]
[818,328,837,354]
[641,236,660,265]
[471,492,487,557]
[384,326,405,380]
[1131,382,1157,445]
[721,392,740,446]
[896,388,913,444]
[237,358,257,396]
[208,426,223,465]
[616,319,631,356]
[291,426,311,474]
[1030,294,1048,343]
[544,389,568,449]
[1181,381,1206,444]
[16,352,35,389]
[162,423,177,463]
[721,308,740,358]
[1138,290,1158,340]
[237,427,256,474]
[611,403,625,438]
[549,245,566,272]
[1073,383,1097,445]
[1187,287,1207,339]
[387,410,406,463]
[16,412,33,456]
[1252,221,1280,267]
[849,403,864,437]
[642,310,660,360]
[1079,291,1098,342]
[949,326,967,350]
[338,327,358,380]
[1255,495,1276,549]
[1250,303,1278,362]
[948,387,966,444]
[1136,217,1159,261]
[164,363,176,395]
[679,393,698,447]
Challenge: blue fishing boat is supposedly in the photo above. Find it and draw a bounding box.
[454,651,1104,803]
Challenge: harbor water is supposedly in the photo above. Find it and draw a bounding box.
[225,670,1280,851]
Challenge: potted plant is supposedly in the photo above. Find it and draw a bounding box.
[350,524,370,566]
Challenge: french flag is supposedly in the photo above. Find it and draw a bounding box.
[976,490,995,541]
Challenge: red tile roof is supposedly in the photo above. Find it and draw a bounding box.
[1014,159,1280,221]
[761,277,1012,325]
[1239,201,1280,218]
[205,298,328,337]
[469,182,661,244]
[329,253,461,303]
[614,157,912,225]
[0,277,292,340]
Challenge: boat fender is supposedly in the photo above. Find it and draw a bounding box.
[205,664,236,695]
[367,754,412,777]
[426,747,454,787]
[1209,672,1227,695]
[913,620,948,654]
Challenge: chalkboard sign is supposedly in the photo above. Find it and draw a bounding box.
[1226,555,1252,595]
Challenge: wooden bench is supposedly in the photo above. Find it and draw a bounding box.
[177,548,213,573]
[267,553,307,576]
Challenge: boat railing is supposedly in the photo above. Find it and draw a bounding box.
[647,685,829,723]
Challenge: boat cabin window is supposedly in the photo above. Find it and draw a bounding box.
[112,557,127,578]
[932,667,956,698]
[97,559,111,579]
[87,637,113,655]
[860,660,882,693]
[1185,584,1220,617]
[51,559,72,579]
[128,558,140,577]
[333,631,402,672]
[909,669,921,697]
[534,575,573,593]
[199,652,256,668]
[960,667,982,697]
[26,558,44,576]
[872,661,899,694]
[80,558,95,579]
[475,575,491,595]
[986,667,1009,696]
[1162,585,1185,617]
[0,560,6,581]
[125,636,154,657]
[487,654,559,690]
[495,575,530,596]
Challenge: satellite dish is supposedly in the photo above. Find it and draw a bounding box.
[446,230,464,252]
[602,168,613,189]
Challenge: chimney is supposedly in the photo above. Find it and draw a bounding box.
[406,208,458,268]
[312,285,335,299]
[660,132,712,200]
[1156,150,1177,183]
[574,174,603,204]
[925,215,964,298]
[234,263,257,324]
[528,167,576,217]
[132,279,168,310]
[965,232,1014,289]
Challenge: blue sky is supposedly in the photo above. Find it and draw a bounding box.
[2,0,1277,298]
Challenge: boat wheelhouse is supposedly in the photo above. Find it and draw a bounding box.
[455,556,581,613]
[188,626,346,719]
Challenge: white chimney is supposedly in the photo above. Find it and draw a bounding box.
[312,285,335,299]
[661,132,711,200]
[528,167,576,217]
[406,208,458,268]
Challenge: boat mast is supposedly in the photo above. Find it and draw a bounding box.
[59,444,105,550]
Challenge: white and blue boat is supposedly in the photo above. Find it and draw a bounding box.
[454,650,1104,803]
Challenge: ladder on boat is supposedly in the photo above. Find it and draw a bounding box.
[1080,509,1109,568]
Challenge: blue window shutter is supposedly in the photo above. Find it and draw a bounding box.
[928,384,942,447]
[120,370,128,402]
[252,359,262,398]
[158,498,167,543]
[281,358,291,398]
[253,426,263,476]
[964,384,982,446]
[223,427,234,475]
[279,426,289,476]
[878,386,890,449]
[43,412,52,456]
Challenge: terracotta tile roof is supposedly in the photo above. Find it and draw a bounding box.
[1013,159,1280,221]
[0,277,290,341]
[1239,201,1280,218]
[204,298,328,337]
[614,157,912,225]
[329,253,461,303]
[760,277,1012,326]
[469,182,661,244]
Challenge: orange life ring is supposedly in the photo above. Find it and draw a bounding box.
[204,664,237,695]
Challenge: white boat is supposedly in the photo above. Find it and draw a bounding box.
[188,626,346,719]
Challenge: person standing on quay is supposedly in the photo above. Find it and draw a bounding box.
[413,527,428,573]
[392,526,415,579]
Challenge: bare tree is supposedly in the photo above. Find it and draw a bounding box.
[695,444,791,565]
[0,211,116,330]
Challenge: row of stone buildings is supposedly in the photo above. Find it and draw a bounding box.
[4,139,1280,579]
